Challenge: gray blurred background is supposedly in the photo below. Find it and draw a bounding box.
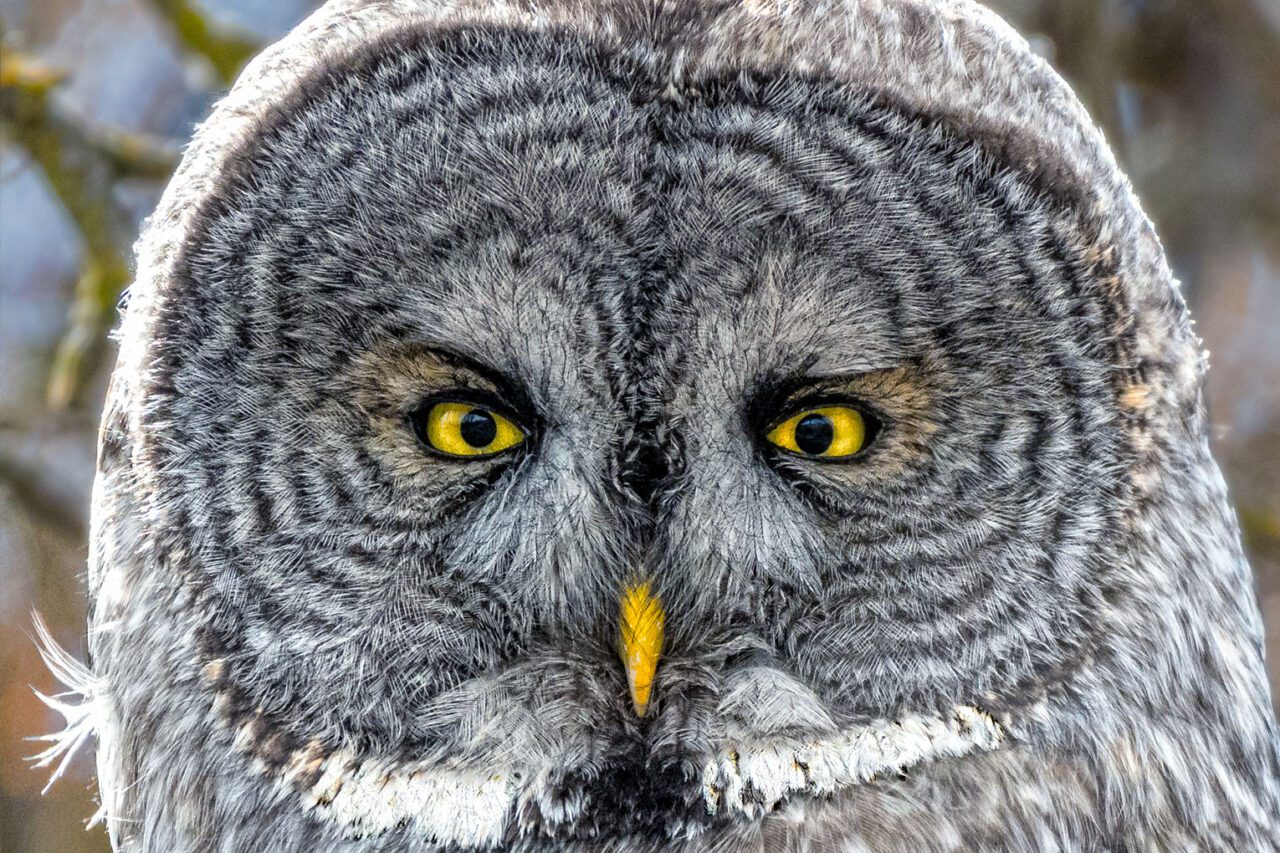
[1,0,1277,849]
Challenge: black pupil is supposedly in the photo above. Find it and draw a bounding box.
[459,409,498,448]
[794,413,834,455]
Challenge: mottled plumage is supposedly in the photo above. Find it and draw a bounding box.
[51,0,1280,849]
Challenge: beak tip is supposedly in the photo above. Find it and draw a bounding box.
[619,580,665,721]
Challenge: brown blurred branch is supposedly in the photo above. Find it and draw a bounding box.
[0,4,262,410]
[1242,506,1280,563]
[0,451,87,540]
[0,51,180,409]
[91,123,184,181]
[143,0,260,86]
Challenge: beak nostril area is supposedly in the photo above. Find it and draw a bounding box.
[620,437,669,508]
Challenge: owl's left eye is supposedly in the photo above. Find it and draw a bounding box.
[412,400,526,458]
[766,404,872,460]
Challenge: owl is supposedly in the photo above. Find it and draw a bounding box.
[45,0,1280,849]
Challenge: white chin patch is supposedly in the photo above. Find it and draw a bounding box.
[298,750,519,847]
[701,705,1006,819]
[290,706,1003,848]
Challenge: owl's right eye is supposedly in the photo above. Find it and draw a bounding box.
[411,400,526,458]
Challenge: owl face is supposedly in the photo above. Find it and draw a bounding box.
[137,23,1132,846]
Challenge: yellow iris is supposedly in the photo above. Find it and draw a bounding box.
[767,405,867,459]
[423,401,525,457]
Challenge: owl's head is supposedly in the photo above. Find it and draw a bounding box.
[90,0,1278,848]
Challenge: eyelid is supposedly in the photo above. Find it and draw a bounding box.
[773,384,875,412]
[412,389,528,431]
[766,392,880,427]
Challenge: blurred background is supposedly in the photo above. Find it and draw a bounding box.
[1,0,1277,849]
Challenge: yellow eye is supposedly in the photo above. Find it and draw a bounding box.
[766,405,867,459]
[418,401,525,458]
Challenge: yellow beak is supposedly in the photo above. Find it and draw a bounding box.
[618,581,665,717]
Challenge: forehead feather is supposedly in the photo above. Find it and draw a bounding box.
[121,0,1194,434]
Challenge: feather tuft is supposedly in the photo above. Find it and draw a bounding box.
[27,611,103,803]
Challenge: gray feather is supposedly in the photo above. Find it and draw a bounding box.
[62,0,1280,850]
